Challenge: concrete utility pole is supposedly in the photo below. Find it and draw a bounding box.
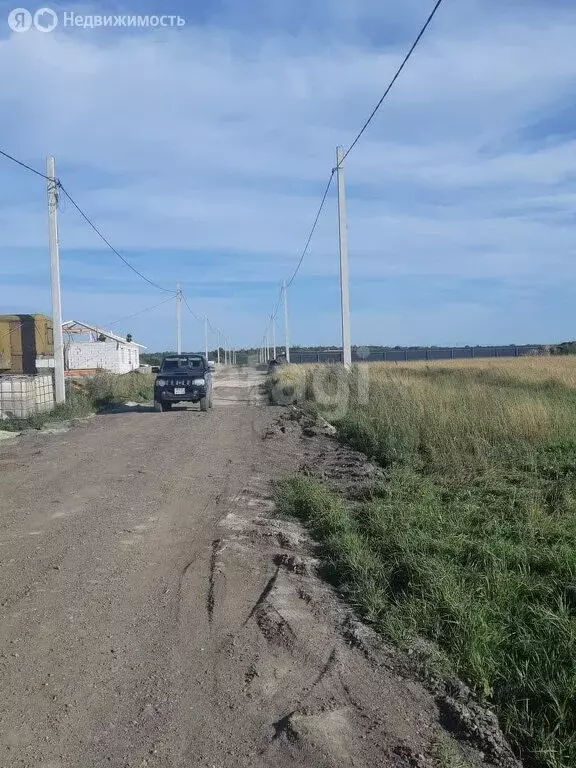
[216,329,221,365]
[282,279,290,363]
[47,156,65,405]
[176,283,182,354]
[271,314,276,360]
[204,316,208,361]
[336,146,352,367]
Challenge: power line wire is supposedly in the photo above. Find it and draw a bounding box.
[1,148,178,297]
[341,0,445,163]
[6,0,445,348]
[181,293,204,324]
[58,183,176,295]
[286,169,335,289]
[0,148,52,181]
[262,0,445,345]
[272,286,282,321]
[106,295,175,328]
[262,169,335,342]
[182,293,219,340]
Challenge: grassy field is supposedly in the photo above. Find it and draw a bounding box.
[272,357,576,768]
[2,371,155,431]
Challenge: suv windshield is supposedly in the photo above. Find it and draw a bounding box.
[160,356,205,373]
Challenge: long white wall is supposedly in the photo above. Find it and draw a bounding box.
[66,342,140,374]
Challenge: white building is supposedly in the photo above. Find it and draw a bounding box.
[62,321,145,375]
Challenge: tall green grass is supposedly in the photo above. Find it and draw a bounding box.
[274,360,576,768]
[81,370,154,407]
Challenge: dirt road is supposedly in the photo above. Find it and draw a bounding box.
[0,369,509,768]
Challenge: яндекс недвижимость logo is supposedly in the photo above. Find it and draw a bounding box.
[7,8,186,31]
[8,7,58,32]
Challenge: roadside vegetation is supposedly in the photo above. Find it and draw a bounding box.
[272,357,576,768]
[80,370,155,406]
[1,370,154,432]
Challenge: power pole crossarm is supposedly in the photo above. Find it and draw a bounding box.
[336,146,352,367]
[47,156,65,405]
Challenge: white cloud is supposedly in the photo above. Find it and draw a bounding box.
[0,0,575,346]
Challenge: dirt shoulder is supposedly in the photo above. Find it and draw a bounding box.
[0,369,516,767]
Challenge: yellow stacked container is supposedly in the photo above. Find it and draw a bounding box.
[0,319,11,370]
[0,314,54,373]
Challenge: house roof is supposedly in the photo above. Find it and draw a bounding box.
[62,320,146,348]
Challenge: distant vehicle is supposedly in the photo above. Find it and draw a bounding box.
[207,360,216,371]
[267,358,280,374]
[153,354,213,413]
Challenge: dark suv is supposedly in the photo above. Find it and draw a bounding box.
[153,354,213,412]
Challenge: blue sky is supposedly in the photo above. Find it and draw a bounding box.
[1,0,575,351]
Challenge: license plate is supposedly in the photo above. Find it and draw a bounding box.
[174,387,185,395]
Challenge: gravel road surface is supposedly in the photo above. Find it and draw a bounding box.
[0,368,508,768]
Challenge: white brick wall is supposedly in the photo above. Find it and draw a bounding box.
[66,342,140,375]
[0,374,54,418]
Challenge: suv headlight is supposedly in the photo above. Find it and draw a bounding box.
[156,378,167,387]
[192,378,205,385]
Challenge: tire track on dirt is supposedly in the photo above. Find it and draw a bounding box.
[0,370,518,768]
